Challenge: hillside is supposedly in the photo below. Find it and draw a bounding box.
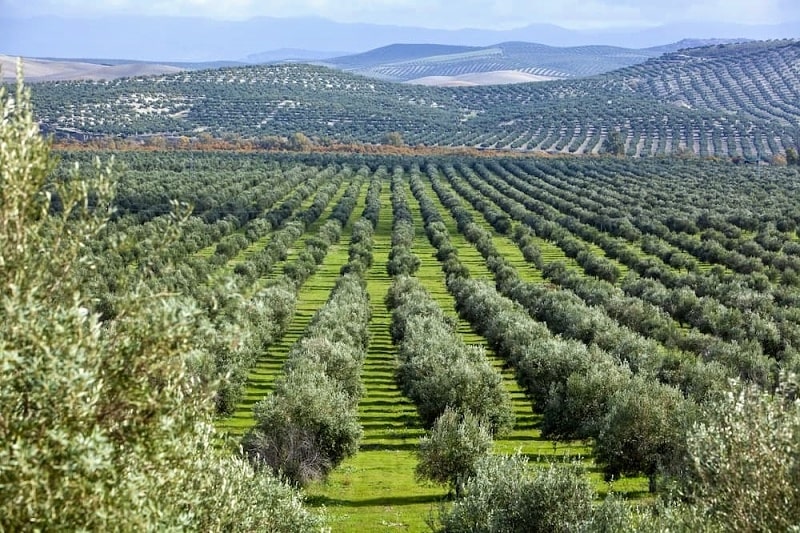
[323,41,665,83]
[408,70,561,87]
[23,39,800,160]
[0,55,185,82]
[325,44,482,69]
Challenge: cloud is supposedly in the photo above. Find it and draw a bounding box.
[2,0,797,28]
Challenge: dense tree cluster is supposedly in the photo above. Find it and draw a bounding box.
[386,167,421,276]
[242,274,369,486]
[387,275,514,433]
[0,81,324,530]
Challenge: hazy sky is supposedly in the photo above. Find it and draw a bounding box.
[2,0,798,29]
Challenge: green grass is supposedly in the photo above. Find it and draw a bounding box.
[429,176,544,284]
[195,178,330,280]
[216,179,364,436]
[194,181,303,261]
[260,182,350,277]
[307,183,446,531]
[417,179,494,282]
[585,241,629,280]
[220,176,325,270]
[220,171,647,532]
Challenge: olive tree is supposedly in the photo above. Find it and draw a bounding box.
[595,377,695,492]
[415,407,492,497]
[678,375,800,531]
[243,357,363,486]
[0,77,323,531]
[542,358,632,441]
[439,455,594,533]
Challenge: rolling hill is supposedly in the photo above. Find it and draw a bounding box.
[408,70,561,87]
[5,38,746,86]
[0,55,186,82]
[22,39,800,160]
[323,42,665,83]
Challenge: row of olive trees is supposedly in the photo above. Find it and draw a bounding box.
[387,275,513,435]
[432,162,731,400]
[387,167,421,276]
[405,162,692,490]
[79,159,352,418]
[241,273,369,486]
[209,173,366,414]
[500,158,800,359]
[383,174,502,497]
[83,160,336,319]
[418,158,800,523]
[342,172,384,276]
[450,159,786,383]
[514,163,794,350]
[401,163,771,526]
[242,175,377,486]
[441,373,800,532]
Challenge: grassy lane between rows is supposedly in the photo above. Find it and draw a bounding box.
[431,170,544,284]
[219,171,646,533]
[194,170,306,261]
[307,181,444,532]
[223,179,333,270]
[414,176,586,453]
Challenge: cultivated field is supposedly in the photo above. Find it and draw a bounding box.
[69,149,800,530]
[26,40,800,159]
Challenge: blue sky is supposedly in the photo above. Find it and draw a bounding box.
[2,0,798,29]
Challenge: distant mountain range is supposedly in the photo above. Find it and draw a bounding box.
[1,15,798,62]
[1,38,750,86]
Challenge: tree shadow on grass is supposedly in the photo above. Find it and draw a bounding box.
[360,413,416,424]
[307,493,445,508]
[359,398,408,408]
[358,441,419,452]
[494,433,550,443]
[243,381,274,393]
